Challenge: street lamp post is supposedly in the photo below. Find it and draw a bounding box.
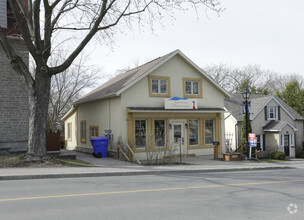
[242,88,251,159]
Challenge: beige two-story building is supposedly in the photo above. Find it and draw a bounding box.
[63,50,231,160]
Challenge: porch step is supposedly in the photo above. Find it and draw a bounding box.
[48,151,77,160]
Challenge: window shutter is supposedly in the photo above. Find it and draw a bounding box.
[280,135,284,147]
[263,134,266,151]
[264,107,267,120]
[278,106,281,120]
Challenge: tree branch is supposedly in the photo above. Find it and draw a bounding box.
[0,28,34,88]
[7,0,39,62]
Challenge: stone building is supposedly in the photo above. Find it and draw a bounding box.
[0,0,29,153]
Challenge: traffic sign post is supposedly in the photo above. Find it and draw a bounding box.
[248,133,257,159]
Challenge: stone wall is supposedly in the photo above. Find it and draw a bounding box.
[0,37,29,149]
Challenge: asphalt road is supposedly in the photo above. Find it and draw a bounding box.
[0,169,303,220]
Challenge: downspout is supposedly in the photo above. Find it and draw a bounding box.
[108,99,112,151]
[75,105,78,147]
[235,123,238,151]
[109,99,111,129]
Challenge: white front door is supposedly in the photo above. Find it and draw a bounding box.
[170,120,187,155]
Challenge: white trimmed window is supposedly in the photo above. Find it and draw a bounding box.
[256,135,263,151]
[268,106,278,120]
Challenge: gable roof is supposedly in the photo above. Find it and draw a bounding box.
[225,94,304,122]
[74,50,231,105]
[263,120,298,132]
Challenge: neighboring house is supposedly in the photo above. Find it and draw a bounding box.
[224,94,304,158]
[0,0,29,153]
[62,50,231,160]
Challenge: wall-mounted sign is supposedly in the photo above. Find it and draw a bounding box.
[0,0,7,29]
[165,97,198,109]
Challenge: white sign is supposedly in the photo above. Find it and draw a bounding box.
[0,0,7,29]
[165,98,198,109]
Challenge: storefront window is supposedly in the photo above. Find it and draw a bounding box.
[135,120,147,148]
[154,120,166,147]
[205,119,214,145]
[189,119,199,146]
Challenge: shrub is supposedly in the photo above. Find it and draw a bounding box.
[269,151,285,160]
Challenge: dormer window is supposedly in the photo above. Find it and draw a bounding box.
[268,106,278,120]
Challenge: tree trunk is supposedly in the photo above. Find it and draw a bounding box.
[25,71,51,161]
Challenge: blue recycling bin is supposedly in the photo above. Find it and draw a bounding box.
[90,137,109,158]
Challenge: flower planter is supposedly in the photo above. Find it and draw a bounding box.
[223,153,242,161]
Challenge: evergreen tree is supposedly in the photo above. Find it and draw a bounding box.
[242,113,252,155]
[276,80,304,117]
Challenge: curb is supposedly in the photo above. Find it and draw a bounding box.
[0,166,293,181]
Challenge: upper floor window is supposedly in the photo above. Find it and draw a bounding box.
[183,78,202,98]
[148,76,171,97]
[268,106,278,120]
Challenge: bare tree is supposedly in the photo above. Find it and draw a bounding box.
[273,73,304,93]
[204,63,279,94]
[203,63,235,92]
[48,52,102,133]
[0,0,223,161]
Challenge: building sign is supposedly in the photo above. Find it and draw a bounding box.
[0,0,7,28]
[165,97,198,109]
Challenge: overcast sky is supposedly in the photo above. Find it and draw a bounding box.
[84,0,304,77]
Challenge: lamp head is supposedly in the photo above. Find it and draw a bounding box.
[242,88,251,100]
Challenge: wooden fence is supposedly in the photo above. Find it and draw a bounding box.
[46,132,63,151]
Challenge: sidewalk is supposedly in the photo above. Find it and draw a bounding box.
[0,152,302,181]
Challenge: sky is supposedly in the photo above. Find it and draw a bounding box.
[83,0,304,77]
